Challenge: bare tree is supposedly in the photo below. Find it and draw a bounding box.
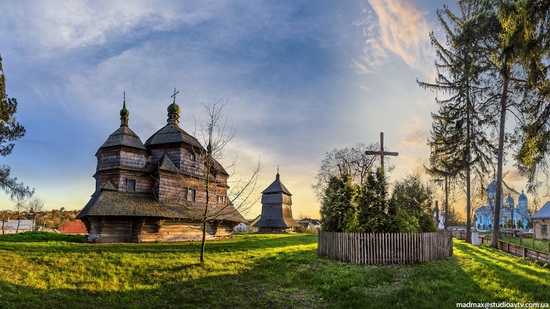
[195,99,262,263]
[12,195,26,233]
[25,196,44,231]
[313,143,386,199]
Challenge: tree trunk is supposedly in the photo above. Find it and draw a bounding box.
[491,73,510,248]
[200,176,210,264]
[200,219,207,263]
[200,139,213,264]
[466,94,472,243]
[444,176,449,230]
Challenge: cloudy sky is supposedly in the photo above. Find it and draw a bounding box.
[0,0,532,218]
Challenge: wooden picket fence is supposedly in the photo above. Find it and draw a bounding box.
[452,231,550,264]
[317,231,453,265]
[479,236,550,264]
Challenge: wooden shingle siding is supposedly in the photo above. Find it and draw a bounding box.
[78,102,244,243]
[138,220,236,242]
[97,147,147,171]
[95,170,152,193]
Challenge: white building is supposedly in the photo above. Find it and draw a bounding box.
[1,220,33,234]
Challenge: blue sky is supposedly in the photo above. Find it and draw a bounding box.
[0,0,531,218]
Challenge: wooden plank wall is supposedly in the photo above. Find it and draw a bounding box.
[87,217,236,243]
[317,231,453,265]
[139,219,236,243]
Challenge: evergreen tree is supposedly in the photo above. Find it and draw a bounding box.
[419,1,498,242]
[477,1,527,248]
[319,174,358,232]
[357,170,390,233]
[0,55,32,199]
[436,1,533,247]
[390,173,436,233]
[499,0,550,193]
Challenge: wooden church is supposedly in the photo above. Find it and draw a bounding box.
[77,94,245,242]
[252,170,300,233]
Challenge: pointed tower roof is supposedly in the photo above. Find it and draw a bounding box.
[144,91,203,149]
[262,169,292,195]
[98,96,146,152]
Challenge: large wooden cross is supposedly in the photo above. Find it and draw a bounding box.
[365,132,399,172]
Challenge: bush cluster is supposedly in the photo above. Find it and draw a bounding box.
[320,171,436,233]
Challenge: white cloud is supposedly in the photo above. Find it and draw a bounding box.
[352,0,434,77]
[1,1,216,56]
[400,117,429,149]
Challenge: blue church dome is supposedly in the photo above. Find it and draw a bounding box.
[487,181,497,192]
[506,195,514,206]
[518,190,527,201]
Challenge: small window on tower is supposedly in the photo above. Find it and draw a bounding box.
[217,195,224,203]
[127,179,136,192]
[542,225,548,236]
[190,153,196,161]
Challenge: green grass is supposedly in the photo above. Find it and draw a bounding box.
[0,231,85,243]
[498,234,550,253]
[0,233,548,308]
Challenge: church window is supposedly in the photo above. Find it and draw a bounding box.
[190,153,196,161]
[542,225,548,236]
[187,188,196,202]
[217,195,224,203]
[127,179,136,192]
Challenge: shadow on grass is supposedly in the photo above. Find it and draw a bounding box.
[0,248,491,309]
[459,242,548,279]
[1,236,547,308]
[0,248,324,309]
[453,241,549,301]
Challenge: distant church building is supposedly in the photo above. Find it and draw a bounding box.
[252,170,300,233]
[77,94,245,242]
[474,180,531,230]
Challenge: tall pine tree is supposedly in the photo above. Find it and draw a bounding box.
[419,1,498,242]
[0,55,32,199]
[499,0,550,193]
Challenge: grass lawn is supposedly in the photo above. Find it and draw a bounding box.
[498,234,550,253]
[0,232,548,308]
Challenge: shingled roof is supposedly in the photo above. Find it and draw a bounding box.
[253,171,299,229]
[98,126,146,151]
[262,173,292,195]
[145,124,203,149]
[533,201,550,219]
[252,217,300,228]
[77,191,245,223]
